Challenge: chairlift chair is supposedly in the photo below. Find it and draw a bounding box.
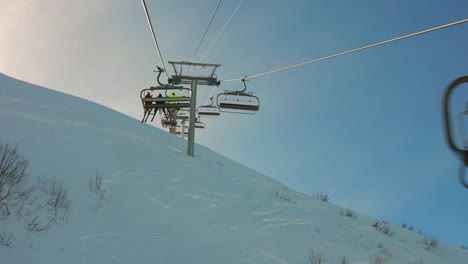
[161,118,177,128]
[175,108,190,120]
[174,126,189,136]
[140,85,192,112]
[442,75,468,188]
[197,97,221,117]
[216,78,260,114]
[174,131,190,136]
[195,118,205,129]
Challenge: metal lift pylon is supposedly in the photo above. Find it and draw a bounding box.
[168,61,221,157]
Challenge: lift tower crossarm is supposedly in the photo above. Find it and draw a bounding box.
[168,61,221,86]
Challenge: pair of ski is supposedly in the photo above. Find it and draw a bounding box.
[141,108,167,123]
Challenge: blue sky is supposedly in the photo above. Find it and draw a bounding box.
[1,0,468,247]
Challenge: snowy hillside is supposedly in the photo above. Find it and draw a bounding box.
[0,72,467,264]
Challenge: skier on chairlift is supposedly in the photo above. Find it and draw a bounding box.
[167,93,177,118]
[155,93,167,118]
[144,92,153,108]
[141,92,153,122]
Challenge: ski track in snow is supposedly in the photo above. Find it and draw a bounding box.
[251,210,277,216]
[67,120,97,129]
[261,218,307,223]
[192,186,235,198]
[208,201,257,208]
[0,95,26,103]
[108,171,144,182]
[259,216,310,230]
[9,111,57,124]
[145,193,171,208]
[168,146,183,153]
[55,134,73,138]
[184,192,219,202]
[80,232,163,241]
[257,250,288,264]
[262,221,309,229]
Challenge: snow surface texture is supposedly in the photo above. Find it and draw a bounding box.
[0,72,467,264]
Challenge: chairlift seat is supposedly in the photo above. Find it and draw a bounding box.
[218,102,259,111]
[198,111,221,116]
[142,97,191,110]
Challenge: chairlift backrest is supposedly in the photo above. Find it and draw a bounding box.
[140,85,192,110]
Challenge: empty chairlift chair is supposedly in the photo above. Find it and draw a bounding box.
[194,117,205,129]
[197,97,221,117]
[216,79,260,114]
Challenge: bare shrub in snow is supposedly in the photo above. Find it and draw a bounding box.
[89,173,102,193]
[0,228,13,247]
[39,176,71,221]
[0,142,71,244]
[24,214,52,232]
[307,249,328,264]
[275,192,293,202]
[373,221,395,236]
[89,172,108,213]
[315,192,329,202]
[340,256,349,264]
[422,236,439,250]
[370,254,388,264]
[338,207,356,218]
[25,176,71,232]
[0,143,34,218]
[402,221,415,231]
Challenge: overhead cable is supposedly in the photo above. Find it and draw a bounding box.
[223,18,468,82]
[191,0,223,61]
[141,0,170,79]
[201,0,244,61]
[202,0,245,105]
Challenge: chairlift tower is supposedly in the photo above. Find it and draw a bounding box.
[168,61,221,157]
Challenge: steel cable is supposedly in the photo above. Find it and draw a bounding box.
[223,18,468,82]
[141,0,170,79]
[201,0,244,61]
[191,0,223,61]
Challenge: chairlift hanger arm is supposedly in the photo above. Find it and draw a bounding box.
[155,66,165,85]
[240,76,248,92]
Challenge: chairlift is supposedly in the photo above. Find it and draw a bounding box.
[195,118,205,129]
[175,108,190,120]
[161,118,177,128]
[197,97,221,117]
[442,75,468,188]
[174,131,190,136]
[216,78,260,114]
[140,85,191,113]
[173,125,189,137]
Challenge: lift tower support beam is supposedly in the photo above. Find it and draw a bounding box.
[168,61,221,157]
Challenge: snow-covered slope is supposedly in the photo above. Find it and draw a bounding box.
[1,72,467,264]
